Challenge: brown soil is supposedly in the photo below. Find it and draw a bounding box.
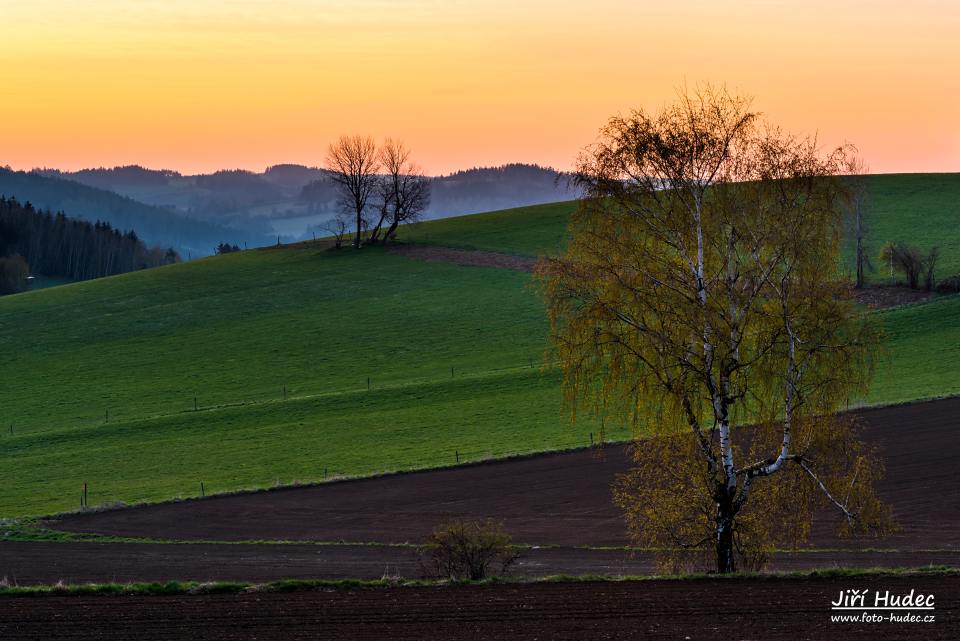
[1,540,959,586]
[852,286,934,308]
[1,575,956,641]
[50,397,960,551]
[0,397,947,587]
[3,399,958,639]
[386,243,538,271]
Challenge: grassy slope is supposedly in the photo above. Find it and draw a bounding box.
[864,173,960,279]
[405,201,574,256]
[0,248,611,516]
[2,173,958,517]
[404,174,960,283]
[870,295,960,403]
[4,248,548,430]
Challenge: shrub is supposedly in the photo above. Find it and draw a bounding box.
[878,242,939,290]
[420,519,518,580]
[216,242,241,255]
[936,274,960,294]
[0,255,28,295]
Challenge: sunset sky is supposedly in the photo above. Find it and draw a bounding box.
[1,0,957,175]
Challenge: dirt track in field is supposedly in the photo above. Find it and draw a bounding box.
[388,243,935,309]
[2,540,959,586]
[1,575,957,641]
[386,243,539,271]
[51,397,960,551]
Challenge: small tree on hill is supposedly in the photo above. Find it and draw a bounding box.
[326,135,380,249]
[842,153,870,289]
[215,242,241,255]
[878,242,940,290]
[320,214,350,249]
[539,86,892,574]
[378,139,431,244]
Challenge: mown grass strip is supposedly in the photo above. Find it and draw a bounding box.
[2,566,957,598]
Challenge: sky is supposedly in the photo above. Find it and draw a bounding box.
[0,0,957,176]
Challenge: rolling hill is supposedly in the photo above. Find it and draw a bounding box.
[1,174,958,517]
[403,173,960,284]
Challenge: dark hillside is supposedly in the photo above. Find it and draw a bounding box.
[0,168,261,256]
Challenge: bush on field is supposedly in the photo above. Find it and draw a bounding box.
[0,255,29,295]
[936,274,960,294]
[420,519,518,580]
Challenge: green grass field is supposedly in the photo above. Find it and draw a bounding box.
[0,247,614,516]
[1,173,958,518]
[405,173,960,284]
[405,200,574,256]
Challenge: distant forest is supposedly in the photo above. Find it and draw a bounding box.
[0,197,178,294]
[1,168,261,256]
[41,163,577,242]
[299,163,576,219]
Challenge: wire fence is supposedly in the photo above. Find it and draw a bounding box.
[3,356,630,513]
[62,428,624,513]
[4,357,563,439]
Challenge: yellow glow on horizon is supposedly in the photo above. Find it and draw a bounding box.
[1,0,957,174]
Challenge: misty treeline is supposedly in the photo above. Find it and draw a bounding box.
[323,137,431,248]
[3,167,258,256]
[34,162,576,247]
[46,162,575,230]
[0,196,178,294]
[301,163,576,224]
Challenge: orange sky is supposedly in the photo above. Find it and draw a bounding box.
[1,0,957,175]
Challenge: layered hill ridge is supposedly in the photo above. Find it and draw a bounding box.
[0,168,261,257]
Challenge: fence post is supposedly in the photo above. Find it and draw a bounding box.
[194,397,198,411]
[83,482,88,508]
[200,481,205,497]
[283,385,287,400]
[455,450,459,463]
[367,377,370,391]
[589,432,594,447]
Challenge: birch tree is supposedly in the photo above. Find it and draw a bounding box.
[538,86,891,574]
[843,153,869,288]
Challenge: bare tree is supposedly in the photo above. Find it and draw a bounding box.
[320,214,350,249]
[326,135,380,248]
[843,153,870,289]
[373,139,431,244]
[879,242,941,290]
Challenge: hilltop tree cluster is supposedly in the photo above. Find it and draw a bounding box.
[0,196,178,294]
[324,137,431,248]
